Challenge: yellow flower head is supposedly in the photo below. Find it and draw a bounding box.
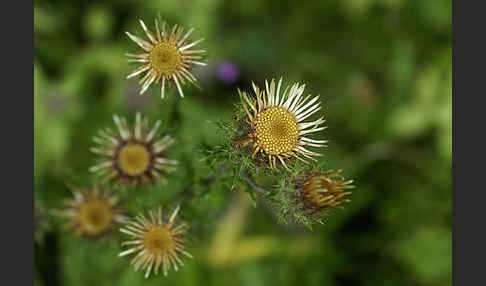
[126,19,206,98]
[59,185,124,238]
[239,78,327,169]
[90,113,178,186]
[118,206,192,278]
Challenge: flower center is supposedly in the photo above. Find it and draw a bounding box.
[142,226,174,255]
[254,107,299,155]
[78,201,113,234]
[118,143,151,176]
[149,43,182,76]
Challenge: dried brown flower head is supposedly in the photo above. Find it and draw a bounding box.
[297,169,354,212]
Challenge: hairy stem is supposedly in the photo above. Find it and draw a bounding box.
[243,173,270,195]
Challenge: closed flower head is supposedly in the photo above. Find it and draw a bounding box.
[59,185,124,238]
[90,112,178,186]
[118,206,192,278]
[298,170,354,211]
[126,19,206,98]
[239,78,327,169]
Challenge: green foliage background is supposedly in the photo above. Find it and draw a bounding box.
[34,0,451,285]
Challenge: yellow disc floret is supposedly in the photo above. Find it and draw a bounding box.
[254,107,299,155]
[149,43,182,76]
[118,143,151,176]
[78,200,114,236]
[142,226,175,256]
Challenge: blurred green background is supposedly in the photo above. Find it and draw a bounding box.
[34,0,451,285]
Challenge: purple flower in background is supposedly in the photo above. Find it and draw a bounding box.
[215,61,240,84]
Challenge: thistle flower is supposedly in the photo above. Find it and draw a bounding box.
[298,170,354,211]
[90,113,178,186]
[58,185,125,238]
[125,19,206,98]
[238,78,327,169]
[119,206,192,278]
[275,169,354,226]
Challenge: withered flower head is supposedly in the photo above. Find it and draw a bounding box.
[118,206,192,278]
[297,169,354,213]
[90,112,178,186]
[125,19,206,98]
[59,185,124,238]
[237,78,327,170]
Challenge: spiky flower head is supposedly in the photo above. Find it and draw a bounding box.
[298,169,354,211]
[118,206,192,278]
[237,78,327,170]
[90,112,178,186]
[275,169,354,226]
[58,185,125,238]
[125,19,206,98]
